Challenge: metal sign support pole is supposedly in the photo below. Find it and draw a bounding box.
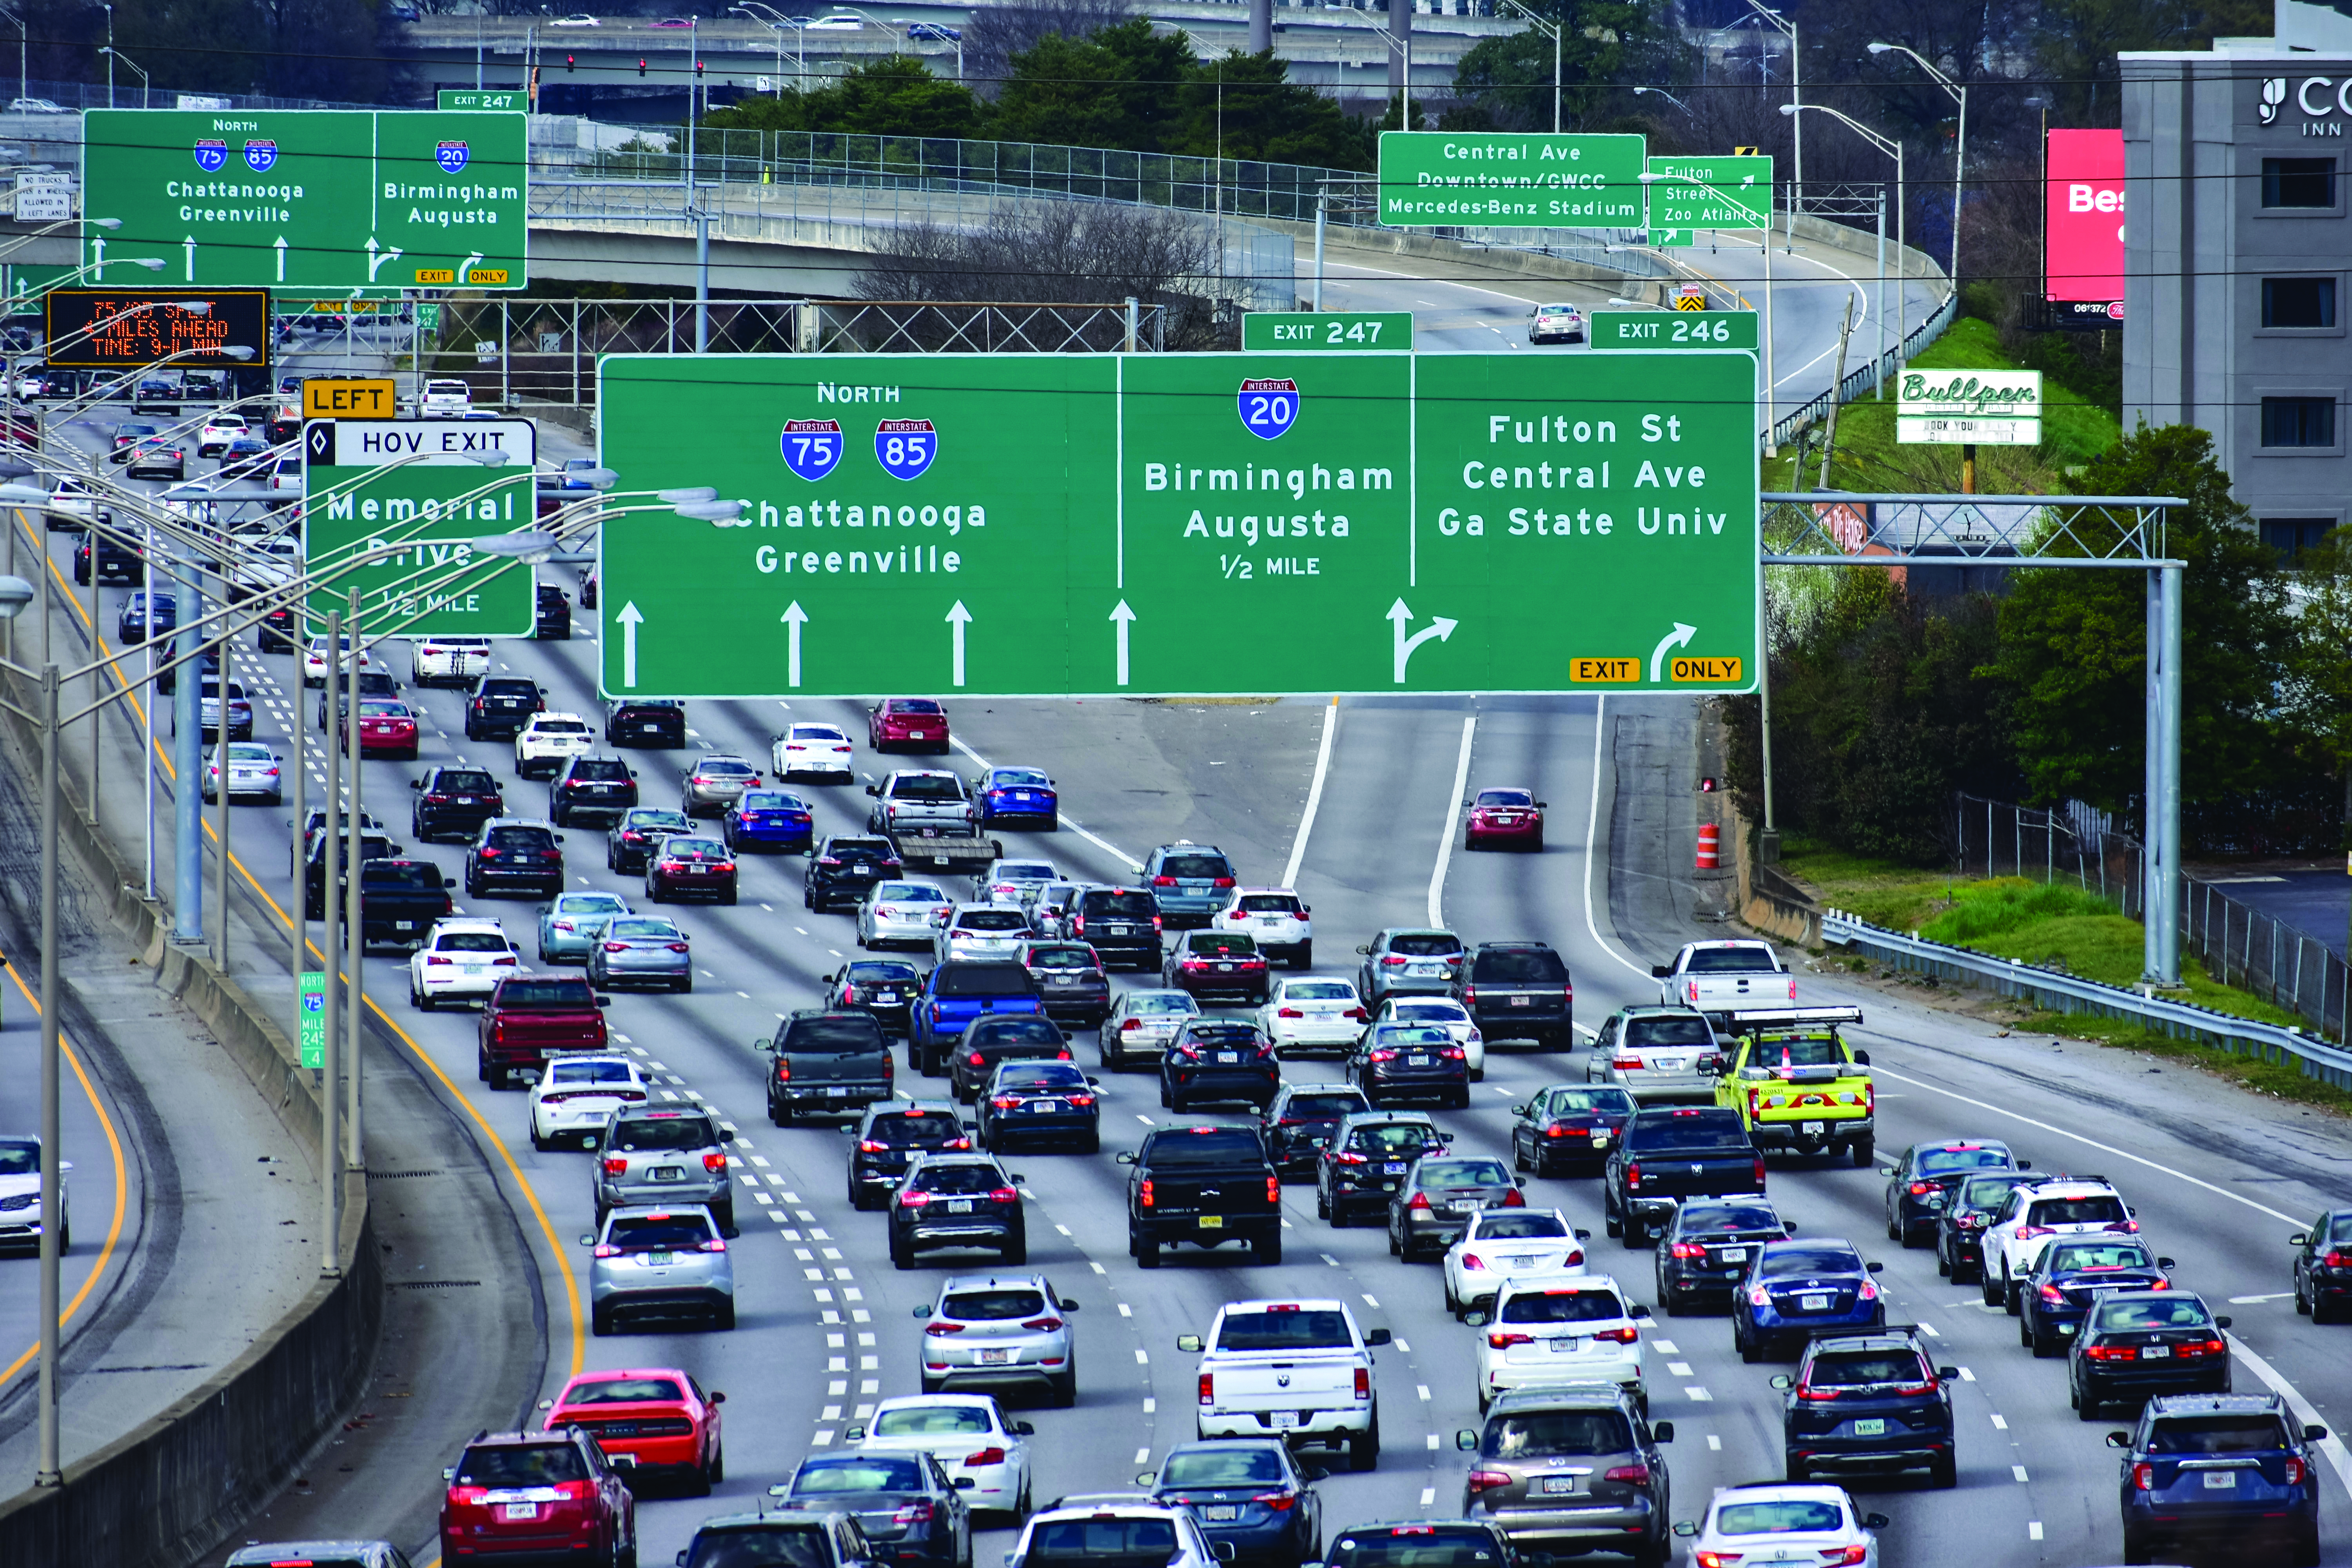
[344,588,365,1171]
[319,610,341,1278]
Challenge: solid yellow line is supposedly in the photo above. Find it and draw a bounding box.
[0,956,133,1388]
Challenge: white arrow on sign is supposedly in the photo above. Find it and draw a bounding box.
[1387,598,1459,684]
[945,601,972,688]
[89,236,104,279]
[274,236,288,283]
[1109,600,1136,687]
[782,601,808,688]
[461,251,483,283]
[364,237,404,283]
[182,236,196,281]
[615,601,644,688]
[1648,621,1696,682]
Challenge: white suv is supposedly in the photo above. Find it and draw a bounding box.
[1979,1176,2135,1312]
[1212,887,1313,969]
[515,711,594,779]
[412,635,492,687]
[1470,1269,1648,1414]
[407,917,524,1009]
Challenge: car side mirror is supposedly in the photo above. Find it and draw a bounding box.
[677,1553,690,1567]
[1650,964,1671,978]
[963,1121,980,1133]
[410,779,422,789]
[1009,1174,1025,1185]
[1514,1177,1526,1188]
[866,785,879,796]
[1015,1421,1035,1435]
[1059,1298,1079,1311]
[720,1129,737,1142]
[1783,1221,1798,1234]
[710,1391,725,1404]
[1862,1514,1889,1530]
[954,1477,976,1490]
[2157,1257,2176,1268]
[1536,801,1548,809]
[1463,1310,1490,1327]
[2215,1316,2232,1329]
[753,1037,769,1050]
[2289,1234,2308,1247]
[1937,1366,1960,1380]
[1865,1261,1884,1274]
[1630,1303,1651,1318]
[1574,1228,1592,1240]
[1301,1465,1330,1481]
[578,1233,595,1246]
[1651,1419,1673,1442]
[1510,1103,1529,1117]
[1176,1334,1204,1352]
[845,1425,867,1441]
[1364,1327,1392,1346]
[914,1304,934,1318]
[2018,1160,2033,1169]
[1769,1374,1793,1390]
[1672,1523,1699,1539]
[2308,1424,2330,1442]
[1212,1544,1236,1562]
[443,1467,457,1481]
[594,995,611,1007]
[1116,1151,1138,1165]
[1355,944,1371,956]
[1853,1049,1871,1065]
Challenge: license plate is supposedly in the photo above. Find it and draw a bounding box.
[947,1199,973,1214]
[1591,1132,1611,1147]
[461,964,487,976]
[1199,1215,1223,1229]
[1203,1505,1239,1521]
[1802,1121,1826,1135]
[1510,995,1531,1007]
[646,1251,674,1265]
[653,1167,684,1181]
[1270,1410,1298,1429]
[456,795,476,804]
[1852,1418,1886,1437]
[1547,1337,1581,1354]
[1408,964,1441,977]
[2203,1470,2237,1488]
[2143,1345,2171,1359]
[1029,1100,1059,1113]
[1259,917,1282,926]
[1799,1293,1831,1311]
[1218,1052,1240,1063]
[503,1503,539,1520]
[1718,1246,1747,1261]
[395,920,416,931]
[909,730,927,739]
[978,1347,1013,1365]
[827,1086,848,1097]
[1384,1161,1406,1175]
[1539,1476,1579,1495]
[877,991,898,1003]
[1409,1055,1430,1067]
[1217,964,1233,973]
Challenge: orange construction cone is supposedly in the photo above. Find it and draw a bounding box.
[1696,822,1721,870]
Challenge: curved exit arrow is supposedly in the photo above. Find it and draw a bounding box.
[1388,599,1459,684]
[1649,621,1696,682]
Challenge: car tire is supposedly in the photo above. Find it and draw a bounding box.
[712,1203,736,1236]
[1050,1372,1076,1409]
[891,1230,913,1269]
[1254,1232,1282,1266]
[714,1300,736,1331]
[1936,1241,1953,1277]
[2293,1530,2322,1568]
[531,1126,549,1152]
[1003,1232,1028,1265]
[2003,1265,2022,1315]
[1348,1412,1379,1472]
[1981,1261,2005,1307]
[2076,1378,2102,1420]
[1316,1184,1331,1220]
[1134,1231,1160,1269]
[1783,1453,1806,1484]
[1737,1318,1761,1365]
[592,1304,614,1337]
[1622,1217,1647,1250]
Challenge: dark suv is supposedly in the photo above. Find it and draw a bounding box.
[1019,940,1111,1029]
[949,1014,1073,1103]
[534,581,571,639]
[889,1151,1027,1267]
[465,674,546,740]
[438,1428,635,1565]
[804,835,903,911]
[1934,1169,2041,1284]
[1453,1386,1673,1566]
[2290,1208,2352,1322]
[1773,1330,1959,1487]
[1135,844,1236,929]
[846,1100,973,1210]
[1457,940,1573,1049]
[606,696,686,748]
[411,764,506,842]
[550,754,638,827]
[1881,1140,2021,1248]
[1260,1083,1372,1181]
[465,818,566,900]
[2108,1393,2325,1565]
[1655,1193,1795,1312]
[1064,885,1162,969]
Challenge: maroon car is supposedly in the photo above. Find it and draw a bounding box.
[646,834,738,904]
[869,695,951,753]
[439,1427,635,1564]
[342,699,421,760]
[1464,787,1546,851]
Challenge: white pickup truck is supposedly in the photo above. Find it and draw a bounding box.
[1176,1297,1388,1472]
[1651,939,1795,1018]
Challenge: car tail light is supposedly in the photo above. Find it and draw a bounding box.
[1019,1317,1062,1333]
[1253,1491,1298,1512]
[893,1501,934,1525]
[478,848,500,860]
[2180,1336,2227,1358]
[426,954,452,966]
[1671,1243,1706,1259]
[1693,1554,1740,1568]
[449,1485,489,1506]
[989,1186,1020,1204]
[2085,1343,2136,1362]
[1858,1280,1879,1302]
[2325,1250,2352,1268]
[776,1060,791,1082]
[1266,1173,1281,1205]
[1626,1162,1642,1188]
[1602,1464,1650,1486]
[1485,1331,1533,1348]
[1753,1156,1769,1187]
[1594,1325,1639,1344]
[1466,1469,1512,1495]
[1344,1007,1366,1020]
[1501,1188,1525,1207]
[701,1237,728,1253]
[991,1095,1022,1111]
[1381,954,1407,966]
[1139,1179,1154,1208]
[1278,1007,1304,1018]
[923,1321,962,1335]
[899,1191,931,1208]
[1199,1372,1214,1405]
[1068,1094,1095,1108]
[1153,875,1178,887]
[2040,1283,2065,1303]
[1353,1366,1371,1399]
[1368,1048,1397,1063]
[702,1152,727,1173]
[2132,1462,2155,1491]
[1120,1017,1142,1032]
[667,941,690,953]
[593,1243,620,1258]
[2017,1225,2051,1240]
[2286,1456,2308,1485]
[1746,1284,1770,1307]
[493,956,517,967]
[1459,1252,1488,1272]
[1796,1383,1842,1401]
[1057,1048,1072,1060]
[960,1445,1009,1468]
[1408,1193,1431,1210]
[602,1157,627,1176]
[1909,1181,1933,1196]
[1611,1055,1644,1071]
[2112,1219,2140,1233]
[968,1051,986,1067]
[1212,877,1235,888]
[1336,1152,1366,1165]
[1822,1550,1867,1567]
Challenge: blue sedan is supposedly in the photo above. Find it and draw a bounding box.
[724,787,816,853]
[537,889,632,964]
[1732,1239,1886,1362]
[972,766,1058,830]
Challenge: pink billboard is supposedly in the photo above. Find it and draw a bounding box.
[2046,127,2125,322]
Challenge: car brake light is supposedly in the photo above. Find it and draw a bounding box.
[1212,877,1236,888]
[989,1186,1019,1204]
[2132,1462,2155,1490]
[493,955,517,967]
[963,1446,1007,1467]
[1336,1151,1366,1165]
[893,1501,934,1525]
[1267,1173,1281,1205]
[1253,1492,1298,1512]
[924,1321,963,1334]
[858,1139,888,1153]
[449,1486,488,1506]
[1909,1181,1933,1196]
[593,1243,619,1258]
[1753,1156,1769,1187]
[1408,1192,1431,1210]
[1858,1279,1879,1301]
[1353,1366,1370,1399]
[899,1191,931,1207]
[1344,1007,1366,1020]
[1467,1469,1512,1495]
[426,954,452,966]
[1500,1188,1525,1207]
[702,1152,727,1173]
[1068,1094,1095,1108]
[602,1157,626,1175]
[1746,1284,1770,1307]
[1603,1464,1650,1485]
[2328,1250,2352,1269]
[2086,1344,2136,1362]
[1595,1325,1639,1344]
[702,1237,727,1253]
[1626,1161,1642,1188]
[1823,1550,1866,1568]
[1485,1331,1533,1348]
[1278,1007,1304,1018]
[1670,1242,1706,1258]
[991,1096,1022,1111]
[776,1060,791,1082]
[1019,1317,1061,1332]
[1796,1383,1842,1401]
[2286,1456,2308,1485]
[1153,875,1178,887]
[2018,1225,2051,1240]
[1381,954,1406,965]
[1139,1179,1154,1208]
[2040,1283,2065,1303]
[1199,1372,1214,1405]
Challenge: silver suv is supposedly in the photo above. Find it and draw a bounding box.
[592,1106,737,1233]
[868,770,980,837]
[915,1272,1082,1406]
[1584,1007,1722,1104]
[583,1203,736,1336]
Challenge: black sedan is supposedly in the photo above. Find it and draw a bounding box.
[1655,1195,1795,1314]
[1160,1018,1280,1113]
[1021,940,1112,1029]
[948,1014,1073,1103]
[888,1152,1027,1267]
[2022,1238,2174,1357]
[1162,929,1272,1005]
[1147,1439,1322,1568]
[827,959,924,1037]
[2292,1209,2352,1322]
[2071,1290,2233,1417]
[1387,1154,1525,1261]
[772,1451,972,1568]
[1934,1169,2042,1284]
[806,835,905,912]
[1317,1112,1451,1226]
[646,835,738,904]
[846,1100,971,1211]
[606,807,692,874]
[605,696,687,748]
[1346,1023,1470,1110]
[1882,1138,2021,1247]
[1509,1083,1637,1176]
[976,1060,1100,1154]
[1261,1083,1372,1181]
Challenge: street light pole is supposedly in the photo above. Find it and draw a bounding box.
[1869,41,1966,284]
[33,657,58,1487]
[343,587,364,1172]
[1784,101,1906,378]
[318,608,341,1279]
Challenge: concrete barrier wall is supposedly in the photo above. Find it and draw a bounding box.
[0,667,383,1568]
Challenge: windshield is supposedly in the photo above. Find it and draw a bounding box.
[1351,1123,1442,1152]
[1390,934,1461,957]
[2047,1242,2153,1272]
[1957,1174,2036,1211]
[625,810,690,832]
[990,768,1050,786]
[1026,946,1098,968]
[1472,1213,1568,1240]
[1808,1350,1929,1387]
[1481,1408,1631,1457]
[782,1017,887,1054]
[1161,1447,1285,1487]
[0,1142,35,1177]
[550,1060,636,1086]
[607,919,681,940]
[572,759,630,782]
[433,770,496,793]
[932,964,1036,999]
[534,719,590,734]
[1286,982,1355,1001]
[1390,1001,1467,1022]
[1420,1160,1512,1190]
[892,699,943,714]
[830,839,895,859]
[699,760,754,779]
[457,1444,586,1487]
[1547,1088,1638,1116]
[1284,1093,1367,1119]
[368,863,442,891]
[563,1376,682,1404]
[2093,1299,2214,1332]
[1142,1128,1264,1166]
[873,1405,991,1436]
[226,743,272,762]
[875,884,950,904]
[1159,855,1230,879]
[793,1458,923,1495]
[1624,1014,1714,1047]
[1714,1501,1844,1536]
[1185,933,1258,956]
[789,725,846,741]
[958,909,1028,932]
[996,862,1057,880]
[1760,1247,1863,1279]
[685,1525,831,1568]
[968,1017,1063,1049]
[663,840,730,862]
[1238,894,1303,914]
[2029,1196,2128,1226]
[1499,1289,1626,1325]
[608,1116,719,1152]
[943,1289,1045,1320]
[995,1063,1088,1091]
[891,775,964,800]
[1327,1527,1506,1568]
[495,980,595,1007]
[1685,946,1781,974]
[1753,1037,1845,1069]
[1217,1310,1352,1351]
[1081,891,1160,918]
[1028,1519,1176,1561]
[1918,1146,2011,1174]
[865,1112,965,1148]
[1472,949,1566,983]
[486,826,555,852]
[559,894,628,915]
[2146,1416,2294,1453]
[911,1163,1007,1195]
[1682,1203,1782,1233]
[1474,789,1534,807]
[846,961,922,983]
[1127,992,1200,1016]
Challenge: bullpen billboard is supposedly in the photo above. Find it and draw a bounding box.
[2045,127,2124,327]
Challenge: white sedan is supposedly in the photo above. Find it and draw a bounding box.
[1365,994,1485,1078]
[196,412,250,457]
[1254,976,1365,1056]
[515,712,594,779]
[774,722,856,781]
[203,741,283,804]
[846,1394,1033,1523]
[528,1053,650,1149]
[0,1134,68,1252]
[301,635,370,688]
[407,918,524,1009]
[1441,1207,1589,1320]
[1673,1486,1886,1568]
[858,880,954,947]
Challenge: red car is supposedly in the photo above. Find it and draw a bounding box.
[1464,787,1546,851]
[342,699,421,760]
[869,696,951,753]
[541,1367,726,1494]
[439,1426,635,1563]
[646,835,737,904]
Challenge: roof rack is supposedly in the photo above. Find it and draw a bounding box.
[1722,1005,1865,1032]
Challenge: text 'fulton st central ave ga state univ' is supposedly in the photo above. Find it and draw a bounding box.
[1437,410,1732,542]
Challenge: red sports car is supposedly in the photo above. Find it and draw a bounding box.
[1465,787,1545,851]
[646,835,738,904]
[344,699,421,760]
[542,1367,726,1494]
[869,696,951,753]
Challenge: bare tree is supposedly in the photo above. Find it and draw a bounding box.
[960,0,1132,100]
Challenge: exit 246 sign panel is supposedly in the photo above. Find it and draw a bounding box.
[595,352,1759,699]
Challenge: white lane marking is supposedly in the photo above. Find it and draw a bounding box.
[2230,1292,2296,1304]
[1322,1253,1340,1266]
[1989,1414,2008,1430]
[2011,1465,2029,1483]
[2230,1333,2352,1503]
[1135,1348,1150,1364]
[1958,1367,1976,1381]
[951,733,1134,865]
[1143,1397,1156,1413]
[1279,697,1340,889]
[1419,1487,1436,1508]
[1428,715,1476,928]
[1426,1434,1439,1450]
[1090,1261,1107,1274]
[1651,1340,1678,1355]
[1136,1448,1151,1465]
[813,1430,834,1446]
[822,1405,842,1420]
[2027,1523,2043,1542]
[1916,1322,1940,1338]
[1706,1435,1721,1451]
[1684,1388,1712,1402]
[1580,693,1656,985]
[1362,1294,1380,1308]
[1118,1302,1133,1317]
[1416,1385,1431,1401]
[1666,1362,1693,1377]
[1395,1340,1410,1354]
[1054,1223,1072,1236]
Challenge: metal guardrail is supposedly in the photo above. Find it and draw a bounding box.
[1769,287,1958,451]
[1820,909,2352,1092]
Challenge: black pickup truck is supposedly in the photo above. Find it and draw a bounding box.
[357,859,457,949]
[1602,1105,1766,1249]
[303,831,400,919]
[762,1009,897,1123]
[1117,1123,1284,1269]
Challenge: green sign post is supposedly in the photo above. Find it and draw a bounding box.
[597,352,1758,698]
[1591,310,1759,352]
[1643,156,1774,245]
[299,971,326,1069]
[301,418,540,637]
[1377,132,1647,229]
[83,110,528,291]
[1241,312,1414,352]
[437,90,527,112]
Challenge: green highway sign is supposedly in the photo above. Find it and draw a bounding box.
[1377,131,1646,229]
[1591,310,1759,351]
[597,351,1758,698]
[83,109,528,291]
[1645,155,1774,230]
[299,971,325,1069]
[1242,312,1414,351]
[438,91,527,112]
[301,417,539,637]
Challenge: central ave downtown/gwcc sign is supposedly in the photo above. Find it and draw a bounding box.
[595,351,1759,699]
